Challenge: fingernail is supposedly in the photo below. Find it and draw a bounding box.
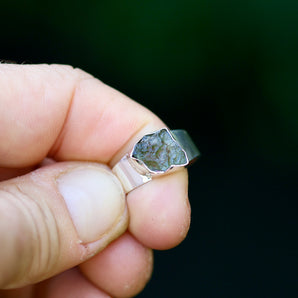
[57,165,125,243]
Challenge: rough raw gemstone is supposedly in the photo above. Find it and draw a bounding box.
[132,129,187,172]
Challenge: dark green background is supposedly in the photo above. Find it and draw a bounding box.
[1,0,298,297]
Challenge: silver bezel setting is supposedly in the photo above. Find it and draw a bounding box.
[130,128,189,175]
[112,128,199,193]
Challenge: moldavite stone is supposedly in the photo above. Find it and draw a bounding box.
[132,129,187,172]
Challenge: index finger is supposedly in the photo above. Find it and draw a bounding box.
[0,64,163,167]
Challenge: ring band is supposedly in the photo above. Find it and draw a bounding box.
[112,128,200,193]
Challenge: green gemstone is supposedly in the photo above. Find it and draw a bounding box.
[132,129,187,172]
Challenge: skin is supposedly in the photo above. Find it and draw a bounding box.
[0,64,190,297]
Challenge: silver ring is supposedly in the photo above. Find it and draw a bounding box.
[112,128,200,193]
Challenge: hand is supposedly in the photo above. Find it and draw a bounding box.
[0,64,190,298]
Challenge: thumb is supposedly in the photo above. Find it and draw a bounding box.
[0,162,128,289]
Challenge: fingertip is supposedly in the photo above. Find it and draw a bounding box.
[128,169,191,250]
[80,233,153,298]
[35,268,111,298]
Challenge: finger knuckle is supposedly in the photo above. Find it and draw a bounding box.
[0,183,60,288]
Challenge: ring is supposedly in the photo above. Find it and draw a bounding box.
[112,128,200,193]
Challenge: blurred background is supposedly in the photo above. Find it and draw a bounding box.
[1,0,297,296]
